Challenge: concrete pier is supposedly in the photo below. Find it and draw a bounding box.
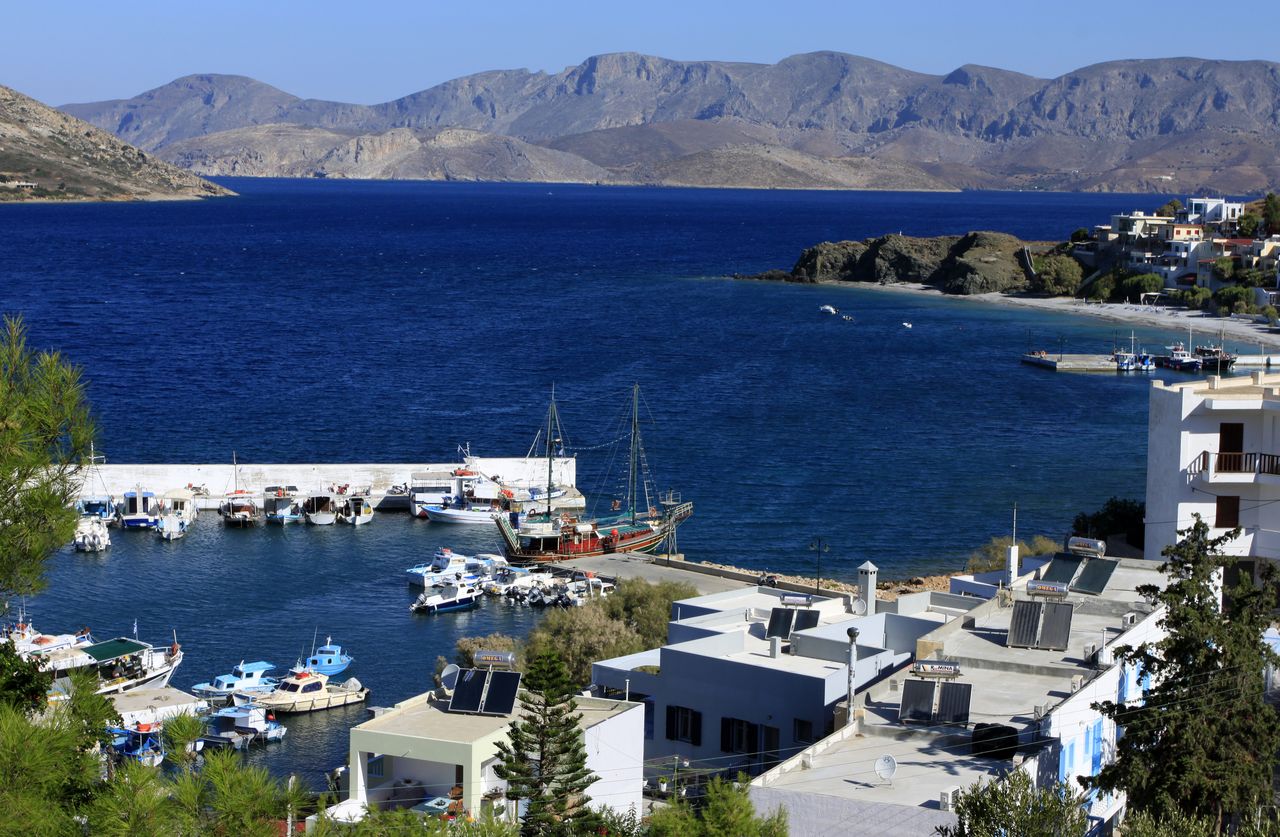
[1021,353,1117,372]
[80,457,576,511]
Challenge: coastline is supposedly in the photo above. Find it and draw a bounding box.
[822,279,1280,351]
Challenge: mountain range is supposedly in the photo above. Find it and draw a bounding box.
[58,52,1280,193]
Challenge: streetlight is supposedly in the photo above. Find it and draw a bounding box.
[846,627,860,727]
[809,537,829,594]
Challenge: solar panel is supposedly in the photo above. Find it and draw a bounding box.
[936,682,972,726]
[899,679,935,724]
[1038,602,1074,651]
[765,608,795,639]
[791,609,820,632]
[1041,555,1083,585]
[1007,601,1042,648]
[1071,559,1119,596]
[449,668,487,713]
[480,671,522,716]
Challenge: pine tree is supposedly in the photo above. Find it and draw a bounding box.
[1082,516,1280,830]
[494,651,598,836]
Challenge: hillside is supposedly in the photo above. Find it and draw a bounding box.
[58,53,1280,192]
[0,84,230,202]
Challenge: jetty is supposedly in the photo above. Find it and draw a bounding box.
[1020,352,1116,371]
[81,457,576,512]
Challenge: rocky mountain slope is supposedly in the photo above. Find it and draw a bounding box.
[59,52,1280,192]
[0,84,230,201]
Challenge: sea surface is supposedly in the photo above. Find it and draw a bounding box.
[0,179,1216,785]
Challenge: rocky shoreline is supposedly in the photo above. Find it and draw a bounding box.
[694,559,960,602]
[736,231,1040,295]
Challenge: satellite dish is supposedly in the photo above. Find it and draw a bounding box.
[440,664,460,692]
[873,754,898,784]
[852,598,867,615]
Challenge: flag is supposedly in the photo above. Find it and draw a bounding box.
[132,619,138,638]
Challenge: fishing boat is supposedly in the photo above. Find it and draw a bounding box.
[408,470,454,518]
[263,485,303,524]
[157,513,187,541]
[337,493,374,525]
[405,548,507,589]
[410,580,483,614]
[201,703,287,750]
[1157,342,1202,372]
[107,722,166,767]
[1195,343,1238,373]
[303,638,353,676]
[73,516,111,552]
[117,487,161,529]
[192,661,280,703]
[235,669,368,714]
[496,385,693,563]
[220,490,262,527]
[160,488,199,525]
[303,492,339,525]
[24,631,184,695]
[75,443,116,522]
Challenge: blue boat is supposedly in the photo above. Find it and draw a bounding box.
[118,487,160,529]
[108,722,165,767]
[192,661,279,702]
[410,581,482,614]
[304,638,352,676]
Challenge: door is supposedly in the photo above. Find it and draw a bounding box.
[1219,422,1244,472]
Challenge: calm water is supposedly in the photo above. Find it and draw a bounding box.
[0,180,1212,783]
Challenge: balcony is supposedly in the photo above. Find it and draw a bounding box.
[1189,451,1280,484]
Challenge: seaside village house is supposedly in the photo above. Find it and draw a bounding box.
[588,557,1169,836]
[1145,370,1280,567]
[314,671,644,826]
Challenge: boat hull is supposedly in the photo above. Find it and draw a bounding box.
[306,512,337,525]
[243,687,369,714]
[424,506,500,524]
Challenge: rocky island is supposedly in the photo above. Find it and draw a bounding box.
[742,231,1037,294]
[0,84,231,202]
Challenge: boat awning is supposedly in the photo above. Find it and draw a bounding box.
[83,638,148,662]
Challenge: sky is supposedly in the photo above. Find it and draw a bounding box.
[5,0,1279,106]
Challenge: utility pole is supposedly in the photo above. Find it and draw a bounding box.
[809,536,829,594]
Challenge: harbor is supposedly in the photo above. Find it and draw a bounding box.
[1022,351,1280,372]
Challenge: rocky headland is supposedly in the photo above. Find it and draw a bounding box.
[0,84,231,202]
[742,231,1036,295]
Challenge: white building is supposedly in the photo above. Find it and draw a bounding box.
[1182,197,1244,226]
[1145,371,1280,566]
[320,689,644,825]
[751,558,1169,836]
[591,578,984,781]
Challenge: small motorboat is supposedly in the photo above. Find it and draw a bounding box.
[235,670,368,714]
[263,485,303,524]
[192,660,280,703]
[304,638,352,677]
[220,490,262,527]
[337,494,374,525]
[118,486,161,529]
[157,513,187,541]
[160,488,199,526]
[73,516,111,552]
[108,722,165,767]
[819,304,839,315]
[201,703,287,750]
[76,494,116,522]
[410,581,482,614]
[902,322,913,329]
[303,493,339,525]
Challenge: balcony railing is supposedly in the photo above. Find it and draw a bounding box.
[1189,451,1280,477]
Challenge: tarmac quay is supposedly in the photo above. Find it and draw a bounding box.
[553,553,755,596]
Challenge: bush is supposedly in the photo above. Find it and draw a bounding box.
[1212,257,1236,281]
[1088,273,1116,301]
[966,535,1062,573]
[1073,497,1145,548]
[1264,305,1279,325]
[1213,284,1256,315]
[1113,272,1164,302]
[1069,227,1091,243]
[1154,198,1183,217]
[1238,212,1262,238]
[1030,254,1084,296]
[1175,286,1212,310]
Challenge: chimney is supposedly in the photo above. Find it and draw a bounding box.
[769,636,782,658]
[1006,543,1020,587]
[857,561,878,615]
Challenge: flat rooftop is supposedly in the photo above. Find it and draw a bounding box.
[356,691,634,743]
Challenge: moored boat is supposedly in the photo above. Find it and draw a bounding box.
[303,638,353,676]
[263,485,303,524]
[303,492,339,525]
[201,703,287,749]
[337,494,374,525]
[107,722,166,767]
[157,513,187,540]
[118,486,161,529]
[192,661,280,703]
[220,490,262,527]
[234,669,368,714]
[74,516,111,552]
[410,581,482,614]
[408,470,453,518]
[1195,343,1238,373]
[24,632,184,695]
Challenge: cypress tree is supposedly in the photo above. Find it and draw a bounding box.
[1083,516,1280,830]
[494,651,598,836]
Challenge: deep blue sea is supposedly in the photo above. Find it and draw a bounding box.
[0,179,1213,785]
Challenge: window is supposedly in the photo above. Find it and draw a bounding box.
[720,717,759,755]
[665,705,701,745]
[1216,495,1240,529]
[367,754,384,779]
[794,718,815,744]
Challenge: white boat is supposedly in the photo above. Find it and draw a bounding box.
[410,581,483,614]
[263,485,303,524]
[192,661,279,703]
[160,488,199,526]
[303,493,339,525]
[74,516,111,552]
[820,304,839,315]
[337,494,374,525]
[220,490,262,527]
[405,548,508,589]
[14,626,184,695]
[408,470,454,518]
[235,669,368,714]
[157,513,186,541]
[117,486,161,529]
[75,444,116,522]
[201,703,287,750]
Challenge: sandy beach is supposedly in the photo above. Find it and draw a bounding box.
[835,280,1280,351]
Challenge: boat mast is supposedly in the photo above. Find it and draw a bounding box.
[546,385,555,517]
[629,383,639,525]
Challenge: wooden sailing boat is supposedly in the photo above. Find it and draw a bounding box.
[495,384,692,563]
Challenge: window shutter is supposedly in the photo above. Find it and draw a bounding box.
[665,705,676,740]
[721,717,732,752]
[690,711,702,746]
[746,722,760,756]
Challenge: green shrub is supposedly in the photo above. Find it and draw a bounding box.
[1088,274,1116,301]
[1113,272,1164,302]
[1213,285,1256,315]
[1030,254,1084,296]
